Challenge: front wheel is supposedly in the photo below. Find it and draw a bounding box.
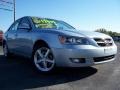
[33,46,55,73]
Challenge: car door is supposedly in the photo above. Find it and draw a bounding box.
[6,20,20,53]
[16,17,33,57]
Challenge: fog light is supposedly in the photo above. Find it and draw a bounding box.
[70,58,85,63]
[72,59,79,63]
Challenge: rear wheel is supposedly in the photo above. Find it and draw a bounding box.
[33,46,55,73]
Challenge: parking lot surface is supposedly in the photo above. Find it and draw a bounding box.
[0,43,120,90]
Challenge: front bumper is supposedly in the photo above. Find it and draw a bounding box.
[51,45,117,67]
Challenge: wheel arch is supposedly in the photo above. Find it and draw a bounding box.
[32,40,50,54]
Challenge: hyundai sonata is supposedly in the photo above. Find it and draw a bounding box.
[3,16,117,72]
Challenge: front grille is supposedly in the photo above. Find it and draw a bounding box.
[94,55,115,62]
[94,38,113,47]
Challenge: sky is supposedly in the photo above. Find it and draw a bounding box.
[0,0,120,32]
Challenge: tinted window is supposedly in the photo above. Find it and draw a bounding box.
[9,20,19,31]
[18,18,31,29]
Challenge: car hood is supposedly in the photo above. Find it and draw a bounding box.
[50,29,111,39]
[36,29,111,39]
[75,30,111,39]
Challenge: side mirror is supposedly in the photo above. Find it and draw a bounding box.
[18,23,31,30]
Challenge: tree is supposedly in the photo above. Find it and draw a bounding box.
[95,28,120,37]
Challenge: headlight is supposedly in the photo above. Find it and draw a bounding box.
[59,35,90,45]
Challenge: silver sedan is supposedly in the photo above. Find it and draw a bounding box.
[3,16,117,73]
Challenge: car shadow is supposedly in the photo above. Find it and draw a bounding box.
[0,54,97,89]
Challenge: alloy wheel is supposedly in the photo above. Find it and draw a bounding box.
[34,47,55,72]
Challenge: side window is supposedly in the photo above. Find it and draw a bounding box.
[57,22,70,30]
[18,18,31,29]
[9,20,19,31]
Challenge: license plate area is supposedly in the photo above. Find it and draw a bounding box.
[104,47,113,53]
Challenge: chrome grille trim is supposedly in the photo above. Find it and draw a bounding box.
[94,38,113,47]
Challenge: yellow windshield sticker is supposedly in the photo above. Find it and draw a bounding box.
[32,17,56,24]
[32,17,57,29]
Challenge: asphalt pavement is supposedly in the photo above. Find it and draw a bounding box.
[0,43,120,90]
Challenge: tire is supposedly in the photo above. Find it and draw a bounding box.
[3,43,12,58]
[32,45,55,73]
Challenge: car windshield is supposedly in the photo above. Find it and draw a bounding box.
[32,17,75,30]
